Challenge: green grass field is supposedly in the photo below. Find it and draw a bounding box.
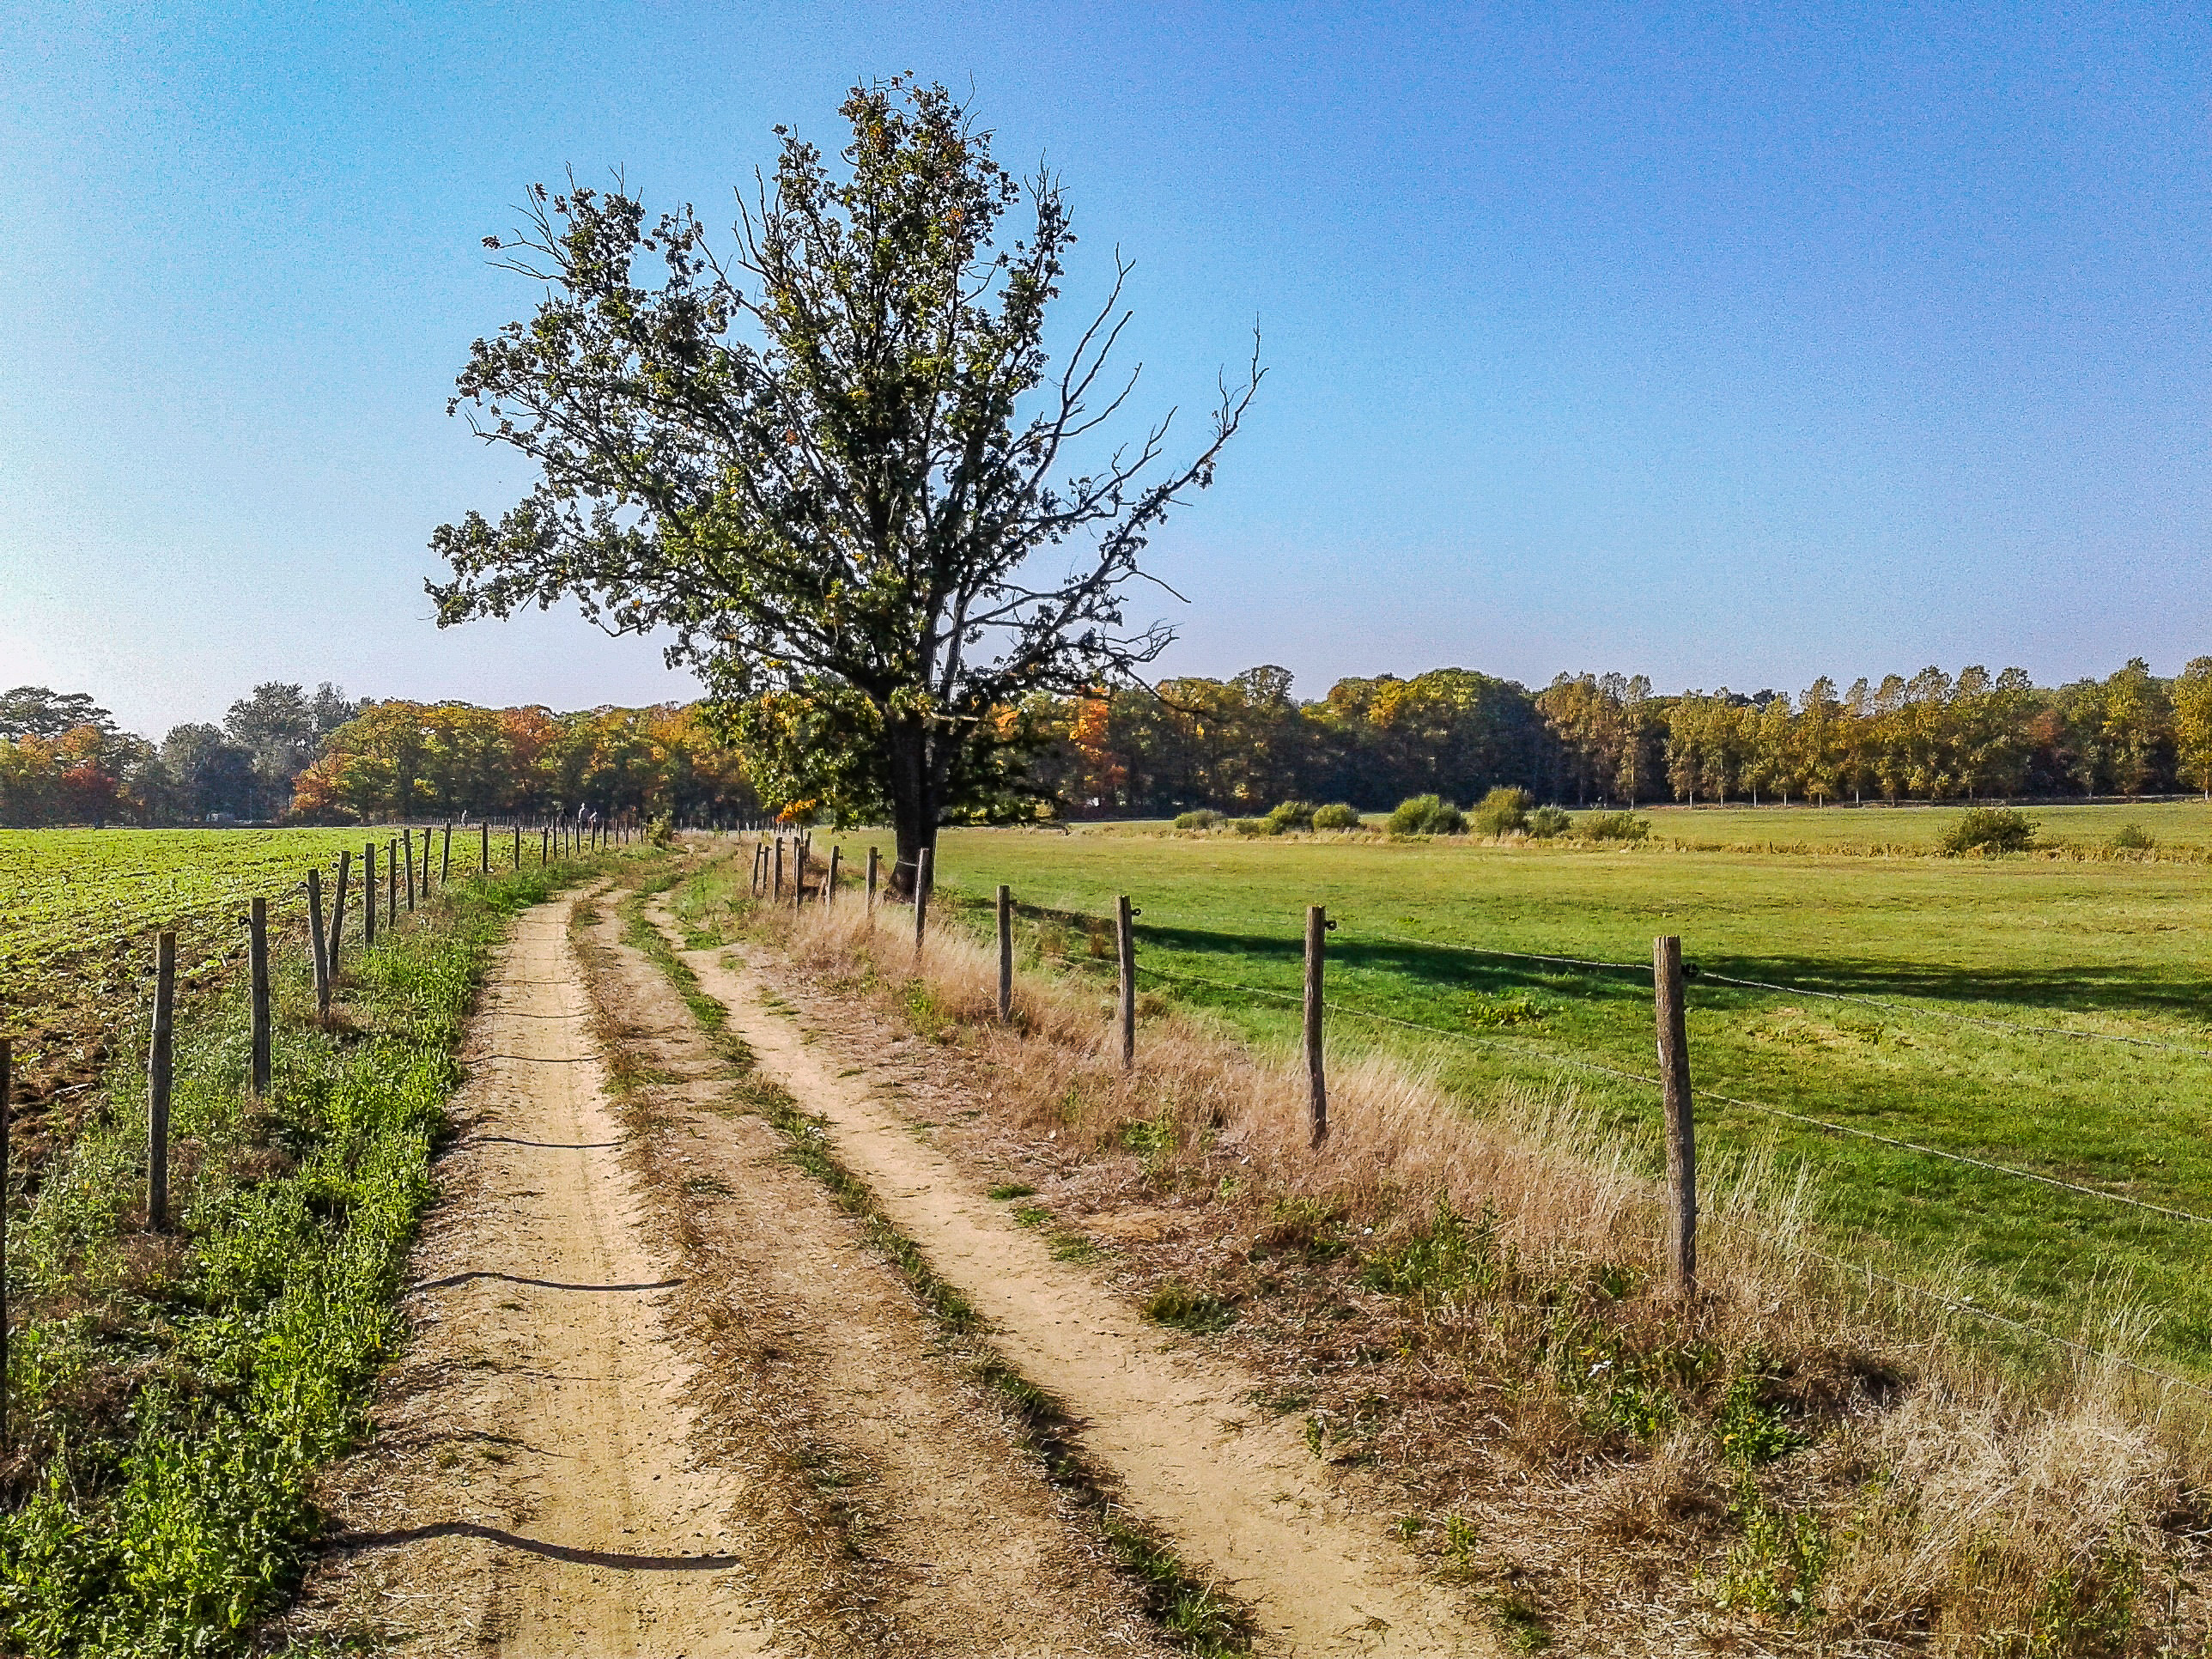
[921,817,2212,1373]
[1,826,482,1097]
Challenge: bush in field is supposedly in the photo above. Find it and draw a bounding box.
[1387,794,1466,836]
[1172,809,1222,830]
[1470,787,1531,836]
[2112,822,2155,851]
[1229,817,1268,836]
[1578,811,1650,842]
[1940,806,2037,855]
[1311,803,1363,830]
[1527,805,1571,839]
[1264,800,1317,834]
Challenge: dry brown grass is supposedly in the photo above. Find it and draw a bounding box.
[738,890,2212,1654]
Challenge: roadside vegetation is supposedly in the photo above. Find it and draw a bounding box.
[674,844,2212,1651]
[0,855,605,1656]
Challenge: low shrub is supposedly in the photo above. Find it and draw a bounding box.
[1527,805,1572,839]
[1578,811,1651,842]
[1470,787,1531,836]
[1229,817,1268,836]
[1172,809,1222,831]
[1940,806,2037,855]
[1310,803,1363,831]
[1264,800,1317,834]
[2111,822,2155,851]
[1387,794,1467,836]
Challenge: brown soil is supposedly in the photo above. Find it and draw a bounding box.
[286,878,1171,1657]
[653,898,1495,1658]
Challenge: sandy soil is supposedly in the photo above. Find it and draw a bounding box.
[656,899,1495,1658]
[283,892,780,1656]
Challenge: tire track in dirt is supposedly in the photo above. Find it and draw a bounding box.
[656,902,1495,1658]
[573,889,1177,1658]
[286,892,781,1657]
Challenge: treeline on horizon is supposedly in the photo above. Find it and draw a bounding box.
[5,654,2211,830]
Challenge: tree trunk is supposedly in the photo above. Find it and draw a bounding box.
[883,717,938,901]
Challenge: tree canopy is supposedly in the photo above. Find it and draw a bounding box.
[428,77,1260,889]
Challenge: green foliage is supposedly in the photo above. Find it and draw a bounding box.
[1525,804,1571,838]
[1140,1282,1239,1333]
[1172,809,1222,830]
[1470,786,1531,836]
[1262,799,1316,834]
[1358,1199,1503,1298]
[1227,817,1268,836]
[0,867,538,1655]
[1940,805,2038,854]
[1387,794,1467,836]
[430,77,1258,865]
[1310,802,1362,830]
[1577,811,1650,842]
[2110,821,2155,851]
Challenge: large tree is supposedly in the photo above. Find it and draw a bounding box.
[429,78,1260,890]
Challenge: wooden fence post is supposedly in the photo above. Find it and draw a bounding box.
[866,847,879,912]
[1653,935,1698,1298]
[479,821,488,874]
[306,867,331,1022]
[827,845,841,908]
[997,884,1014,1023]
[403,828,416,912]
[149,932,175,1230]
[774,838,785,902]
[362,842,377,946]
[913,848,933,954]
[1305,905,1330,1146]
[248,897,270,1096]
[329,850,350,975]
[387,839,398,927]
[1115,895,1137,1068]
[793,836,805,913]
[442,823,453,883]
[514,823,521,870]
[422,826,433,895]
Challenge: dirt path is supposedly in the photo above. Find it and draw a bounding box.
[659,903,1493,1658]
[571,890,1176,1658]
[287,893,781,1657]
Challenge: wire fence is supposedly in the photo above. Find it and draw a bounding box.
[868,863,2212,1397]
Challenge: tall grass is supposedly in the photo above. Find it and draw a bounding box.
[0,864,573,1656]
[708,876,2212,1651]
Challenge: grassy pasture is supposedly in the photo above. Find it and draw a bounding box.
[1,828,434,1102]
[925,819,2212,1373]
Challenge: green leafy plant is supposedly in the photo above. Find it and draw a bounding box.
[1386,794,1467,836]
[1172,809,1222,830]
[1310,802,1363,830]
[1940,805,2037,854]
[1577,811,1650,842]
[2111,821,2155,851]
[1470,786,1531,836]
[1526,805,1571,838]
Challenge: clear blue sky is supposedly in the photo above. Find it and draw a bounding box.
[5,2,2209,737]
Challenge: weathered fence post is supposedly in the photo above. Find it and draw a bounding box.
[149,932,175,1230]
[386,840,398,927]
[913,848,933,954]
[1653,935,1698,1298]
[480,821,489,875]
[307,867,331,1022]
[1115,896,1138,1068]
[1305,905,1330,1146]
[329,850,351,975]
[998,884,1015,1024]
[793,837,805,913]
[362,842,377,946]
[514,823,521,870]
[774,838,785,902]
[866,847,879,913]
[403,828,416,912]
[442,823,453,884]
[248,897,270,1096]
[827,845,842,908]
[422,827,433,895]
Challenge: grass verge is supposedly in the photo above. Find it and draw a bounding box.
[0,854,617,1656]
